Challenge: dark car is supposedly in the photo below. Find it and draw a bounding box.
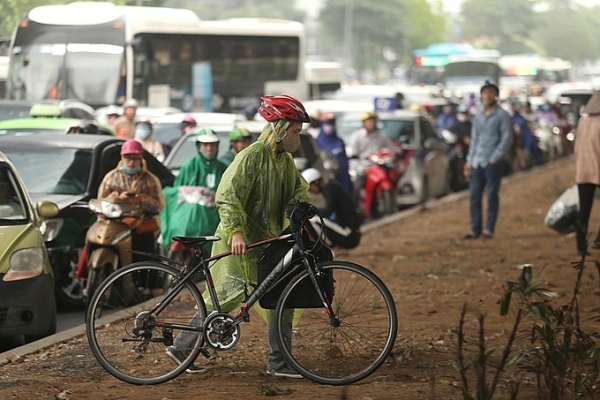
[0,135,175,309]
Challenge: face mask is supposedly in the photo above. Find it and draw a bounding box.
[199,149,218,160]
[322,124,334,135]
[136,127,151,139]
[280,132,301,153]
[122,164,141,175]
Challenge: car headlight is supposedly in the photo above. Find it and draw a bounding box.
[3,247,44,281]
[41,218,64,242]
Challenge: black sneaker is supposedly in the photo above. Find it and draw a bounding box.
[166,346,207,374]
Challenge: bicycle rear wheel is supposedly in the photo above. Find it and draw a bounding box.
[86,262,207,385]
[275,261,398,385]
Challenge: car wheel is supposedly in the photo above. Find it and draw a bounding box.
[54,247,85,310]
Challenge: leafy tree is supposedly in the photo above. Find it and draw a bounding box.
[460,0,536,53]
[319,0,444,78]
[531,7,600,62]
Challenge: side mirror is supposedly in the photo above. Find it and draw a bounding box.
[37,200,59,218]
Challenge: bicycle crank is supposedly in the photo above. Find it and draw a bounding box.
[203,313,240,351]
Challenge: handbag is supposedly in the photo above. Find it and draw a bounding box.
[257,238,334,309]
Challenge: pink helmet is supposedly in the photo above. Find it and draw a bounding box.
[258,95,311,123]
[120,139,144,155]
[182,114,197,126]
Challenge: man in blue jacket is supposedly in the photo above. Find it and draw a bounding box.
[462,81,513,240]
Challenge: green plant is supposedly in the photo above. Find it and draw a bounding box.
[454,260,600,399]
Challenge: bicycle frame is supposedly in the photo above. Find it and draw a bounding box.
[139,224,334,337]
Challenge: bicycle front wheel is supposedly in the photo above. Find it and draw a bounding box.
[275,261,398,385]
[86,262,207,385]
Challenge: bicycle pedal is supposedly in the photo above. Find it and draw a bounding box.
[199,348,211,358]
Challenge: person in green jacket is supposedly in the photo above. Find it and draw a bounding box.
[159,129,228,254]
[166,95,313,378]
[218,127,253,166]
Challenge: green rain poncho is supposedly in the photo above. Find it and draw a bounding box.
[203,121,311,321]
[160,154,228,251]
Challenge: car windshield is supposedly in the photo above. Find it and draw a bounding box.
[153,122,181,147]
[0,165,28,222]
[4,148,92,195]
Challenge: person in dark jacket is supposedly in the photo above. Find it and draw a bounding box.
[302,168,361,255]
[315,113,353,196]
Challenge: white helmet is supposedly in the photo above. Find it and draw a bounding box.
[302,168,322,184]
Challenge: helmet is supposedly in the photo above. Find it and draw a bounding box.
[182,114,197,126]
[258,95,311,123]
[229,127,251,142]
[121,139,144,155]
[480,80,499,95]
[319,112,336,123]
[244,106,258,119]
[123,98,138,109]
[361,112,377,122]
[301,168,322,185]
[196,128,220,144]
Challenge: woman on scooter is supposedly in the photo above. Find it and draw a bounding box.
[97,139,165,293]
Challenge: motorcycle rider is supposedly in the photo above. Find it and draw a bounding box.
[134,119,165,163]
[315,113,353,196]
[302,167,361,256]
[446,105,472,191]
[160,129,228,253]
[96,139,165,293]
[218,127,253,166]
[114,98,138,139]
[347,112,401,209]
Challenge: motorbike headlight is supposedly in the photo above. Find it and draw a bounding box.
[3,248,44,281]
[101,201,125,218]
[552,127,560,135]
[41,218,64,242]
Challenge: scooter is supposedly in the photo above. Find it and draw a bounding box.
[80,194,143,306]
[361,149,400,219]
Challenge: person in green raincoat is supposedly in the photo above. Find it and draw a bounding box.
[160,129,227,254]
[217,127,253,166]
[166,95,313,378]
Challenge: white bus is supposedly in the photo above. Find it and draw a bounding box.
[305,61,344,100]
[6,2,307,112]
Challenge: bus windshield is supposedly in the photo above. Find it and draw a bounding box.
[8,21,125,107]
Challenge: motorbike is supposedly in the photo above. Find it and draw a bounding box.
[79,194,145,307]
[352,149,400,219]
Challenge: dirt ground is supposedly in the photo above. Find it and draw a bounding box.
[1,156,597,400]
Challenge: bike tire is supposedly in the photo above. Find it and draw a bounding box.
[86,261,207,385]
[274,260,398,385]
[84,265,110,319]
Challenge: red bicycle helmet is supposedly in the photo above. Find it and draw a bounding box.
[258,95,311,123]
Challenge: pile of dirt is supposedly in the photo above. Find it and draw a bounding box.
[1,157,596,400]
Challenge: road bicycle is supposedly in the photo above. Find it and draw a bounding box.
[85,200,398,386]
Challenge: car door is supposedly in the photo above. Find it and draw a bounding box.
[418,117,449,197]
